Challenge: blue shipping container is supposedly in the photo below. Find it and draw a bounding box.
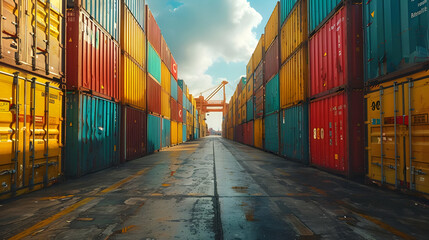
[364,0,429,81]
[264,112,280,154]
[265,74,280,115]
[178,79,184,90]
[148,42,161,83]
[247,98,254,122]
[308,0,342,33]
[183,124,187,142]
[123,0,145,29]
[280,104,309,164]
[281,0,298,25]
[147,114,161,153]
[171,76,178,100]
[65,92,120,178]
[162,118,171,148]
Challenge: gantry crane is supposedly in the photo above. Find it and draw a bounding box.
[195,80,229,117]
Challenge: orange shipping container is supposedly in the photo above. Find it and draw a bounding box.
[254,118,263,149]
[265,3,279,50]
[247,57,254,80]
[161,62,171,93]
[121,6,146,67]
[121,54,146,110]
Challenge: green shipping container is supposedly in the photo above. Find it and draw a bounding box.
[264,112,280,154]
[162,118,171,148]
[247,98,254,122]
[183,124,187,142]
[65,92,120,178]
[148,42,161,83]
[308,0,342,33]
[364,0,429,82]
[281,0,298,25]
[148,114,161,153]
[265,74,280,116]
[280,104,309,164]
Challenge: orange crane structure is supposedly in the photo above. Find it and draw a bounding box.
[195,80,229,117]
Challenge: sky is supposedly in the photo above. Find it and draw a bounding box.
[146,0,278,131]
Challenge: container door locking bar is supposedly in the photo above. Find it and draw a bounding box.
[44,82,49,186]
[408,79,415,190]
[30,77,36,188]
[12,72,20,192]
[379,86,385,184]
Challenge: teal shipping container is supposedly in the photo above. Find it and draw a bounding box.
[162,118,171,148]
[148,42,161,83]
[68,0,119,40]
[364,0,429,82]
[147,114,161,153]
[178,79,184,90]
[183,124,187,142]
[308,0,342,33]
[265,74,280,116]
[65,92,120,178]
[171,76,178,100]
[280,104,309,164]
[281,0,298,25]
[183,107,187,122]
[247,98,254,122]
[264,112,280,154]
[124,0,145,29]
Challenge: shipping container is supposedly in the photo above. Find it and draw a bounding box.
[178,103,184,123]
[241,105,247,124]
[264,37,279,84]
[121,54,146,110]
[121,106,146,162]
[177,122,182,144]
[281,0,298,25]
[177,87,183,105]
[364,0,429,83]
[265,3,280,50]
[265,74,280,116]
[171,55,178,80]
[0,68,62,197]
[66,92,119,178]
[280,104,309,164]
[171,121,178,145]
[178,79,184,90]
[121,6,146,67]
[66,8,120,100]
[264,113,280,154]
[183,124,187,142]
[162,118,171,148]
[161,89,171,118]
[171,76,178,100]
[308,0,342,34]
[148,114,161,153]
[123,0,145,29]
[146,6,161,54]
[366,71,429,194]
[254,61,264,91]
[254,86,264,119]
[247,98,254,122]
[309,91,364,177]
[171,98,179,122]
[148,42,162,83]
[68,0,119,40]
[235,124,244,143]
[309,4,363,97]
[161,63,171,93]
[246,77,254,100]
[280,0,307,63]
[253,35,265,70]
[147,74,161,115]
[244,121,254,146]
[161,36,172,70]
[247,57,254,81]
[280,46,308,108]
[254,118,264,149]
[183,107,187,123]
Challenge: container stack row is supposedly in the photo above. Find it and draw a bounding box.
[1,1,206,200]
[223,0,429,196]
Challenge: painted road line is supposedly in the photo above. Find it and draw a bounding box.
[284,214,314,236]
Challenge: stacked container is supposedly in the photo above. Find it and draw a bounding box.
[308,0,364,178]
[364,0,429,194]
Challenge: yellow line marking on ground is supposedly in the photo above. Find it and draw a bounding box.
[39,195,74,201]
[161,184,171,187]
[76,218,94,221]
[284,214,314,236]
[10,168,149,240]
[150,193,163,196]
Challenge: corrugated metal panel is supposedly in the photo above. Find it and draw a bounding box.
[254,86,264,119]
[161,89,171,118]
[264,113,280,154]
[178,122,183,144]
[246,77,254,100]
[309,5,363,97]
[247,57,254,80]
[66,92,119,178]
[308,0,342,33]
[161,36,172,70]
[264,37,279,84]
[147,74,161,115]
[161,62,171,93]
[265,74,280,115]
[244,121,254,146]
[66,8,120,100]
[310,91,364,177]
[121,54,146,110]
[178,87,183,105]
[252,35,265,70]
[148,114,161,153]
[364,0,429,82]
[178,103,184,123]
[247,98,254,122]
[280,0,307,63]
[171,55,178,80]
[171,98,179,122]
[148,42,161,83]
[254,61,264,90]
[123,0,145,29]
[146,6,161,54]
[281,0,298,25]
[183,107,187,123]
[183,124,187,142]
[70,0,119,40]
[280,46,308,108]
[171,76,178,100]
[280,104,309,164]
[121,6,145,67]
[241,105,247,124]
[254,118,264,149]
[265,3,279,50]
[171,121,178,145]
[162,118,171,148]
[121,106,146,162]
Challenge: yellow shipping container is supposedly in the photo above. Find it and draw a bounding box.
[121,54,146,110]
[161,63,171,93]
[241,90,247,107]
[171,121,178,145]
[246,77,254,100]
[252,35,265,70]
[178,122,183,144]
[280,46,308,109]
[0,66,63,199]
[280,0,307,64]
[254,118,264,149]
[366,71,429,194]
[121,6,146,67]
[265,2,279,50]
[161,89,171,118]
[247,57,254,80]
[241,105,247,124]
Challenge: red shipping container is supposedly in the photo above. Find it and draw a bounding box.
[146,6,161,55]
[147,74,161,115]
[121,106,147,163]
[309,4,363,97]
[67,8,120,100]
[254,61,264,90]
[177,87,183,105]
[161,35,172,70]
[178,103,183,122]
[234,124,244,143]
[264,37,279,84]
[171,55,178,80]
[171,98,178,122]
[254,86,264,119]
[309,91,364,178]
[243,121,254,146]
